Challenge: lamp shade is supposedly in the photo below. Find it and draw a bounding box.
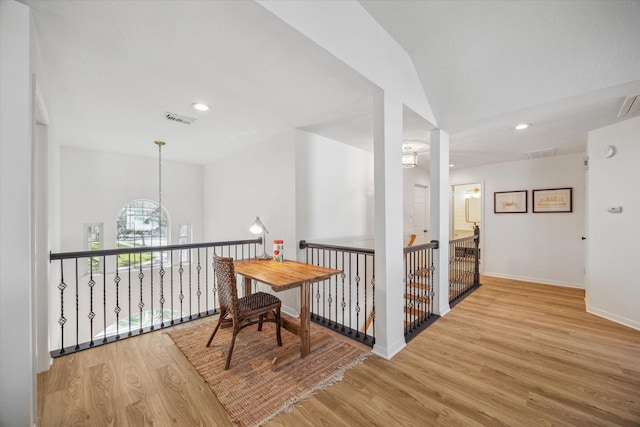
[249,216,268,235]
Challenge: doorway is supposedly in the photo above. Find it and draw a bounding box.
[451,183,481,238]
[413,184,430,244]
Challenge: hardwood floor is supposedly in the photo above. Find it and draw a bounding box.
[38,276,640,426]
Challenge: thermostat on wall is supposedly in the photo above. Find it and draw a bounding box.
[607,206,622,213]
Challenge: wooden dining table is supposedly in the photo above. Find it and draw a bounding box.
[233,258,341,368]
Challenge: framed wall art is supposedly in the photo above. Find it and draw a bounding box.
[532,187,572,213]
[494,190,527,213]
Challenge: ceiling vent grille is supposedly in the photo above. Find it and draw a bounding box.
[165,112,196,125]
[618,94,640,118]
[525,148,557,160]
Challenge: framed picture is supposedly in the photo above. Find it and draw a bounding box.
[494,190,527,213]
[532,188,572,213]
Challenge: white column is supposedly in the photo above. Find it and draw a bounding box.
[372,91,406,359]
[430,129,451,317]
[0,0,35,425]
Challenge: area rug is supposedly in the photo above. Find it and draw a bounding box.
[168,319,371,427]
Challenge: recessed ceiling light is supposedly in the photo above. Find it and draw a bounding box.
[192,103,210,112]
[514,123,530,130]
[449,163,455,168]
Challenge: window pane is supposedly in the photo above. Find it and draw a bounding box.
[86,223,103,274]
[116,200,169,268]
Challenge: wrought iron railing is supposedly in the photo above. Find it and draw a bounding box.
[49,238,261,357]
[299,240,375,347]
[403,240,440,342]
[449,226,481,306]
[299,229,479,346]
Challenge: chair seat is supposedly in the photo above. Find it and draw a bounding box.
[238,291,281,317]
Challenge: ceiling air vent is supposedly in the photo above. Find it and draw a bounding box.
[525,148,557,160]
[617,94,640,118]
[165,112,196,125]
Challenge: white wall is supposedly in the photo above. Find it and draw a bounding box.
[451,153,586,288]
[203,138,297,310]
[0,1,35,424]
[295,130,374,246]
[60,147,204,251]
[586,116,640,330]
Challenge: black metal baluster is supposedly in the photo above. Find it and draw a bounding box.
[102,255,107,343]
[138,255,144,333]
[179,255,184,322]
[188,250,193,320]
[212,253,218,314]
[205,247,209,313]
[150,251,154,331]
[57,260,67,355]
[114,261,121,340]
[160,249,165,328]
[74,259,79,350]
[312,248,317,321]
[128,254,132,337]
[88,262,96,347]
[339,252,344,331]
[327,250,334,327]
[430,247,435,316]
[196,248,202,317]
[364,254,369,339]
[371,256,375,343]
[170,251,175,325]
[354,254,360,337]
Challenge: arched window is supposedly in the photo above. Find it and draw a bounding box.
[116,200,169,268]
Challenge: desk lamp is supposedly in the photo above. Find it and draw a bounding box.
[249,216,270,259]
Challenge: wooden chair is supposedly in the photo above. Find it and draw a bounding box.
[207,255,282,369]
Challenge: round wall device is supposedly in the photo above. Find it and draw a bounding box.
[604,145,616,158]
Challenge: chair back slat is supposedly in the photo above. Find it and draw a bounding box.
[213,255,239,318]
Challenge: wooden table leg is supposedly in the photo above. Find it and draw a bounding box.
[300,281,311,357]
[242,275,252,296]
[270,282,330,370]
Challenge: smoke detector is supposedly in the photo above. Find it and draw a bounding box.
[525,148,557,159]
[618,94,640,118]
[165,112,196,125]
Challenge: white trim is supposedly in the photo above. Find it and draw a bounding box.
[482,272,584,289]
[585,296,640,331]
[35,84,49,125]
[373,337,406,360]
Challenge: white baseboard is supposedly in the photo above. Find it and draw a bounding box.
[585,297,640,331]
[483,272,584,289]
[281,306,298,317]
[373,338,406,360]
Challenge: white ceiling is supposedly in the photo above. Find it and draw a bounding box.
[25,0,640,168]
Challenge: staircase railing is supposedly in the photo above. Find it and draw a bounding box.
[449,226,481,306]
[403,240,440,342]
[299,240,375,347]
[49,238,261,357]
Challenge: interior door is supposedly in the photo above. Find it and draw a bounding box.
[413,185,430,244]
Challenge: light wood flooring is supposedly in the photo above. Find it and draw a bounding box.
[38,276,640,426]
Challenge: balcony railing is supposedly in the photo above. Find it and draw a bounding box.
[449,226,481,306]
[299,240,375,347]
[403,240,440,342]
[49,238,261,357]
